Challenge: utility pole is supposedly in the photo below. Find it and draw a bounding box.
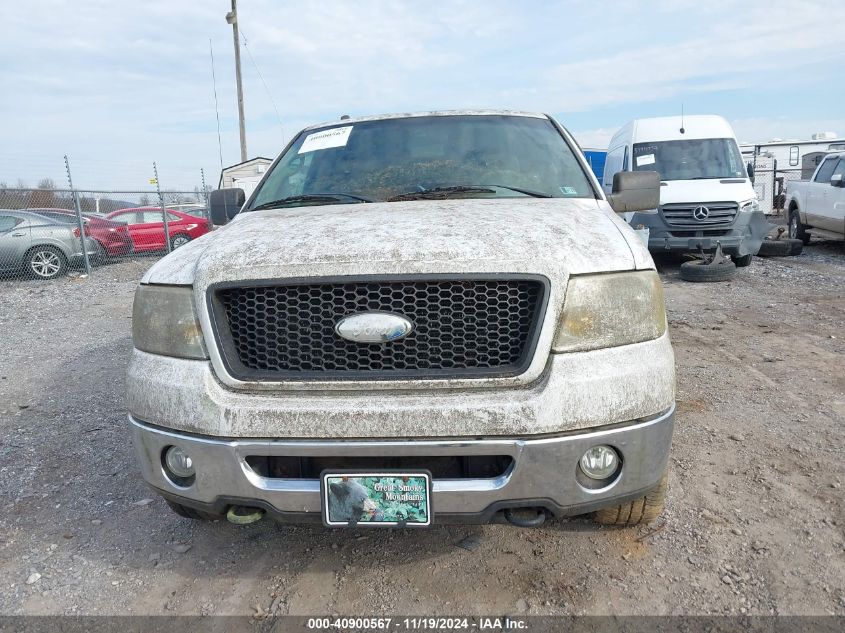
[226,0,248,162]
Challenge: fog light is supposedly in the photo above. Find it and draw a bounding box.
[579,445,619,480]
[164,446,195,478]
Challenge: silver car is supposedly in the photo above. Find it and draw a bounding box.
[0,210,100,280]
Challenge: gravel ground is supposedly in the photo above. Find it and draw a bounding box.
[0,238,843,617]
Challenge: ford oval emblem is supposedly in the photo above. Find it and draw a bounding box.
[335,311,414,343]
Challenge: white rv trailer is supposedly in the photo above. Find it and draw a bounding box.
[740,133,845,213]
[740,133,845,177]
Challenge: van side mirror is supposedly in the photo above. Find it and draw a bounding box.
[831,174,844,188]
[209,188,245,226]
[746,162,755,183]
[607,171,660,213]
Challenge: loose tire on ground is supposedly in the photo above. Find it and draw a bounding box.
[679,258,737,282]
[786,238,804,256]
[788,209,811,245]
[25,245,68,280]
[757,239,791,257]
[165,499,222,521]
[593,473,668,526]
[733,253,753,267]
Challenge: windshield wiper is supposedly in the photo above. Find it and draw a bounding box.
[487,184,552,198]
[249,193,372,211]
[387,186,496,202]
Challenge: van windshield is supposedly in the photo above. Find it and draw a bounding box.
[632,138,746,181]
[248,115,594,209]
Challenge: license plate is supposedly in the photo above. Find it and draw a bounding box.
[321,472,432,527]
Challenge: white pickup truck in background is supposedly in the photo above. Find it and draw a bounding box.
[786,151,845,243]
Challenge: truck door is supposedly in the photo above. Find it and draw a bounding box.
[807,156,838,228]
[816,158,845,233]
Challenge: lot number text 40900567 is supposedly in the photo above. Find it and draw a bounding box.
[306,617,529,631]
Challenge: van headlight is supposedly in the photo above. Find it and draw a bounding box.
[553,270,666,352]
[739,199,759,213]
[132,285,207,359]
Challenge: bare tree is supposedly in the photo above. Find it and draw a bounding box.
[139,194,151,206]
[163,190,183,205]
[30,178,57,208]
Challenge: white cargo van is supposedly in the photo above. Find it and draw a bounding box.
[603,115,763,266]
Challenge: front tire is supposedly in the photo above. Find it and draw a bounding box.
[593,473,668,526]
[788,209,811,245]
[26,246,68,280]
[165,499,222,521]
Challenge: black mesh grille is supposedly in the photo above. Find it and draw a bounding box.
[212,277,545,380]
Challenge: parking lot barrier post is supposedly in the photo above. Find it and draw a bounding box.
[64,155,91,277]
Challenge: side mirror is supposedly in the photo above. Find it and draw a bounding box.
[607,171,660,213]
[746,162,755,183]
[209,188,245,226]
[831,174,844,188]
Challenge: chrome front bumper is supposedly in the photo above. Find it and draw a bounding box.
[130,406,674,523]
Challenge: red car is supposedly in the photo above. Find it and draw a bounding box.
[106,207,212,252]
[27,208,134,257]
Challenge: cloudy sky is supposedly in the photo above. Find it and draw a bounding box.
[1,0,843,191]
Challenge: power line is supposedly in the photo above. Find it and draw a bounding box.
[209,38,225,171]
[240,29,285,141]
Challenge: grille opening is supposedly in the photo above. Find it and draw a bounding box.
[245,455,514,480]
[212,277,546,380]
[660,202,738,228]
[668,229,732,237]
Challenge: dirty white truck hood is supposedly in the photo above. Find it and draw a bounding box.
[142,198,651,287]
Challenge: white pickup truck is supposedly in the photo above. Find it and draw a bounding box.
[787,151,845,243]
[128,110,676,529]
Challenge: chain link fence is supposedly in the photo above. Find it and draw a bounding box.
[750,154,806,215]
[0,186,211,282]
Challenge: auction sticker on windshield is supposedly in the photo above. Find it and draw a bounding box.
[321,472,432,527]
[298,126,353,154]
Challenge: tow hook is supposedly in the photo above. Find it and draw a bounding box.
[226,505,265,525]
[504,507,547,528]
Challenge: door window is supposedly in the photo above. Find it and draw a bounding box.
[814,157,838,183]
[111,212,139,224]
[831,159,845,182]
[141,211,165,223]
[0,215,20,232]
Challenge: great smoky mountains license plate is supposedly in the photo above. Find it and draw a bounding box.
[321,472,432,527]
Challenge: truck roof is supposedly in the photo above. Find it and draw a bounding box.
[303,110,549,132]
[628,115,737,143]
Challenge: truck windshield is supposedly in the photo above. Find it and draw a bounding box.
[248,115,594,209]
[632,138,746,181]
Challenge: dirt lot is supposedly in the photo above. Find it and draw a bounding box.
[1,238,843,617]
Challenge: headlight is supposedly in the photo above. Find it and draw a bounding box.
[132,285,207,359]
[739,199,759,213]
[553,270,666,352]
